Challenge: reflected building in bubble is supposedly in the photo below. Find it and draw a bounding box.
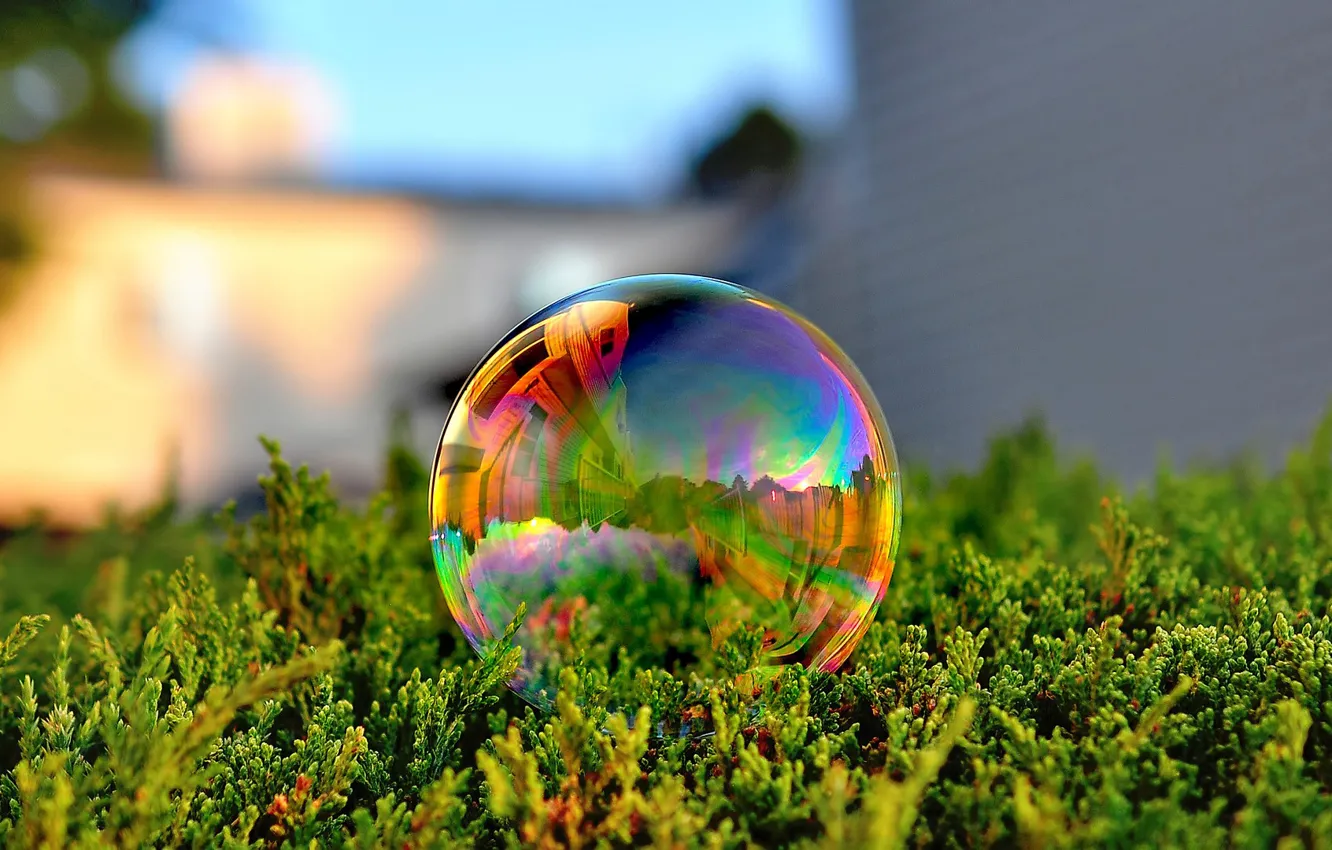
[434,299,634,537]
[688,453,892,664]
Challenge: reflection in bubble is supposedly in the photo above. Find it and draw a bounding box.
[430,275,900,715]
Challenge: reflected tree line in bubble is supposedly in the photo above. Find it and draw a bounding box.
[432,296,895,668]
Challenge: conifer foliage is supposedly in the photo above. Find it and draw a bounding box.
[4,410,1332,848]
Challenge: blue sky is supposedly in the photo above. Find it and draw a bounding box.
[122,0,852,197]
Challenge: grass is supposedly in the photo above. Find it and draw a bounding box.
[3,410,1332,848]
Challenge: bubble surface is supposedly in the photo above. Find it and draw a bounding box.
[430,275,900,712]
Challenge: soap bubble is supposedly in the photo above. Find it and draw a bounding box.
[429,275,900,716]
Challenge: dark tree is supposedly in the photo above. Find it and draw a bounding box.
[0,0,241,312]
[687,104,804,200]
[0,0,176,156]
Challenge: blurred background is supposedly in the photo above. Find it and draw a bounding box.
[2,0,1332,528]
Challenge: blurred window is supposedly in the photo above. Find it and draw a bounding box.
[519,246,607,313]
[151,233,226,367]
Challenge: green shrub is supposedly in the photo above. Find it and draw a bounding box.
[4,409,1332,848]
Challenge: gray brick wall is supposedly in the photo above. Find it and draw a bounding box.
[798,1,1332,480]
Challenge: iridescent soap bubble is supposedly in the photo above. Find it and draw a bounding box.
[429,275,900,716]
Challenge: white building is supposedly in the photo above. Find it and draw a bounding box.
[0,55,752,524]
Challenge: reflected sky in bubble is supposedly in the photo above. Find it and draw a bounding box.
[618,292,877,490]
